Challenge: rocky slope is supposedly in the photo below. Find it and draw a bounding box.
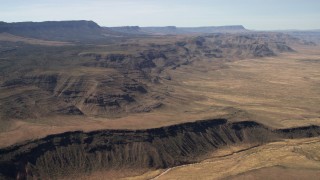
[0,119,319,179]
[0,33,300,120]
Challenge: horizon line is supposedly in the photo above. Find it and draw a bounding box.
[1,20,320,31]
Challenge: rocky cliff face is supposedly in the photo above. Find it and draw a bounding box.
[0,119,319,179]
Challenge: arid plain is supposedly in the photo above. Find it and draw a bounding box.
[0,21,320,179]
[1,45,319,148]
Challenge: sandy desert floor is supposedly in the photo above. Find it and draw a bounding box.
[122,137,320,180]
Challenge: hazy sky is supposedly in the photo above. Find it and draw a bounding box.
[1,0,319,30]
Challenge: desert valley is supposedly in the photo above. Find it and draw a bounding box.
[0,20,320,179]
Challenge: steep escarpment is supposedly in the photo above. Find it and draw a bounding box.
[0,119,319,179]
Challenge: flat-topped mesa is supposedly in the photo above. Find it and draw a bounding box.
[0,20,110,41]
[0,119,319,179]
[0,20,100,30]
[141,26,179,34]
[109,26,143,34]
[109,25,248,35]
[179,25,248,33]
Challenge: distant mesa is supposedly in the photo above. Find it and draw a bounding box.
[0,20,114,42]
[109,26,143,34]
[0,20,250,42]
[0,20,317,44]
[180,25,247,33]
[0,20,100,30]
[109,25,248,35]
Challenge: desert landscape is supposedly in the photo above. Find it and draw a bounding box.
[0,1,320,179]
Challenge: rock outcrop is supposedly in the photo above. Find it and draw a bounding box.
[0,119,319,179]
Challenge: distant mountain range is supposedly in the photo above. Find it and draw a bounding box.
[0,21,249,42]
[109,25,248,35]
[0,20,319,43]
[279,31,320,43]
